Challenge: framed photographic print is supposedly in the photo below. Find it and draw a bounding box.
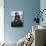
[11,11,24,27]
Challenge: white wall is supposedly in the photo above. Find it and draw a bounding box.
[40,0,46,27]
[0,0,4,42]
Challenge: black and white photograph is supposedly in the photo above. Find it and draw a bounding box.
[11,11,24,27]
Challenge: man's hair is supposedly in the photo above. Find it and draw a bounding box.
[15,12,19,15]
